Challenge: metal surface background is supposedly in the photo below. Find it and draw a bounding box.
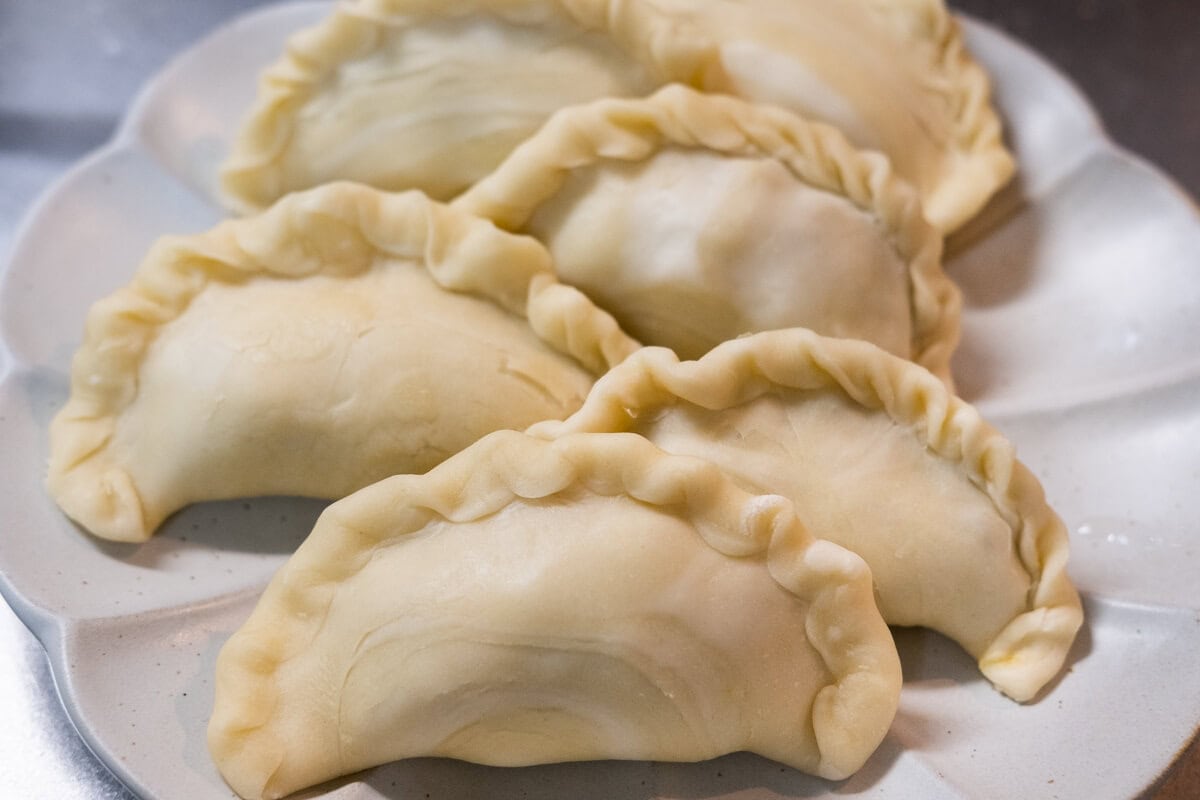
[1,1,1196,797]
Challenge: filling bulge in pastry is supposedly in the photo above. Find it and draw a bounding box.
[529,329,1084,702]
[223,0,1012,232]
[456,85,959,381]
[220,0,656,211]
[609,0,1016,232]
[47,184,638,542]
[209,429,901,799]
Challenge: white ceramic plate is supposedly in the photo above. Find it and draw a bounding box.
[2,4,1199,798]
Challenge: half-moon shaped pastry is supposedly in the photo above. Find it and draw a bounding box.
[220,0,657,212]
[209,430,902,799]
[456,85,960,378]
[597,0,1015,233]
[528,330,1083,702]
[47,184,638,543]
[221,0,1012,232]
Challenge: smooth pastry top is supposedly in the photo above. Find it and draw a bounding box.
[457,84,960,379]
[47,184,638,541]
[209,430,901,798]
[530,329,1083,702]
[222,0,1013,232]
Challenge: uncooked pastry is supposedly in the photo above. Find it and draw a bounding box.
[220,0,657,211]
[456,84,960,377]
[209,430,902,799]
[221,0,1013,232]
[47,183,638,542]
[529,329,1084,702]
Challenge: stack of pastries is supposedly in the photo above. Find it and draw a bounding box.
[45,1,1083,798]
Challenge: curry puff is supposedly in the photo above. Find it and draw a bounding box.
[529,330,1083,702]
[220,0,658,211]
[47,184,637,542]
[457,85,960,379]
[222,0,1012,232]
[209,430,902,799]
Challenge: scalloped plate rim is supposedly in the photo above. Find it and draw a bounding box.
[0,5,1197,800]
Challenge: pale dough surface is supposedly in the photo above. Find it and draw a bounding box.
[223,0,1013,232]
[529,331,1084,701]
[458,86,960,380]
[47,185,638,542]
[209,431,902,799]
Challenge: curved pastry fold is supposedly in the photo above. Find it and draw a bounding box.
[209,430,901,799]
[579,0,1015,232]
[220,0,657,212]
[222,0,1012,232]
[456,84,960,379]
[529,330,1083,702]
[47,184,638,542]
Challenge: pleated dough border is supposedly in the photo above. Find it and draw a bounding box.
[47,184,639,542]
[528,329,1084,702]
[209,429,901,797]
[456,84,962,385]
[560,0,1015,232]
[856,0,1015,230]
[220,0,1012,232]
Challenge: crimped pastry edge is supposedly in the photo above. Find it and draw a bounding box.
[220,0,1012,232]
[860,0,1016,232]
[528,329,1084,702]
[454,83,961,385]
[208,429,901,798]
[46,183,638,542]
